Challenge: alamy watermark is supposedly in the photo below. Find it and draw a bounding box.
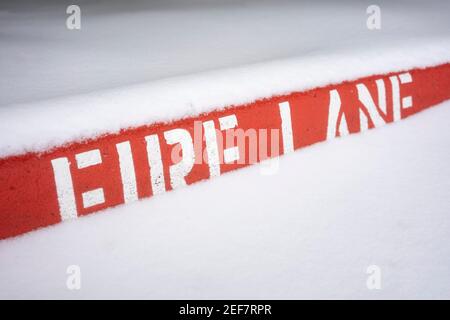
[366,265,382,290]
[366,5,381,30]
[66,265,81,290]
[66,5,81,30]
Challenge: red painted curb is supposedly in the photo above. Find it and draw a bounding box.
[1,63,450,239]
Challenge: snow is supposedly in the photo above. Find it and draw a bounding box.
[1,101,450,299]
[1,0,450,299]
[1,0,450,157]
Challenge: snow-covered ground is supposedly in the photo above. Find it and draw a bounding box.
[2,0,449,107]
[1,0,450,157]
[1,0,450,299]
[1,102,450,299]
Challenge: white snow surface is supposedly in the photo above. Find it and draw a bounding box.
[1,0,450,299]
[1,0,450,157]
[1,101,450,299]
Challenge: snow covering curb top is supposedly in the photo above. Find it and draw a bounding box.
[1,38,450,158]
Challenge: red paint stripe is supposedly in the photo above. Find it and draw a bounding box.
[1,63,450,239]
